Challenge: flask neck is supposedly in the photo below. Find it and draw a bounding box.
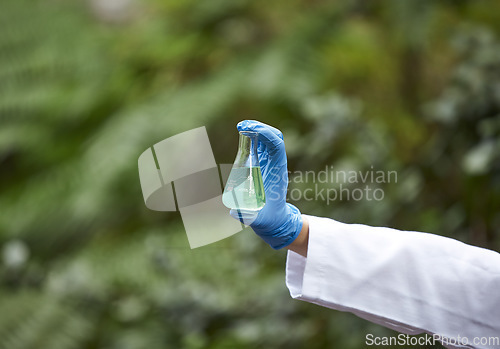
[235,131,259,167]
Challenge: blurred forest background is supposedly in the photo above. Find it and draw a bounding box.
[1,0,500,348]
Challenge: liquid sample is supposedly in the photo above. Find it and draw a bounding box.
[222,166,265,211]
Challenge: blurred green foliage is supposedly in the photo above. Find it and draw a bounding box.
[1,0,499,348]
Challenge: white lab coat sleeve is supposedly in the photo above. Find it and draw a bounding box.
[286,215,500,349]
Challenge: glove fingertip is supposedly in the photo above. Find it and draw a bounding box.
[237,120,253,132]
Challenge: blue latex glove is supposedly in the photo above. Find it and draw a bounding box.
[229,120,303,249]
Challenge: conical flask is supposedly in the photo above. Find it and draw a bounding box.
[222,131,266,211]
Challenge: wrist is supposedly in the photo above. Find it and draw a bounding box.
[287,215,309,257]
[253,203,303,250]
[270,204,303,250]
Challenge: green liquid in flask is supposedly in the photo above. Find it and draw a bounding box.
[222,166,265,211]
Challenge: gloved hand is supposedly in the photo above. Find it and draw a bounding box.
[229,120,303,250]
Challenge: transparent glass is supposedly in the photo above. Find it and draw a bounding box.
[222,131,266,211]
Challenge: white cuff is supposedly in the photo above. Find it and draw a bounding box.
[285,215,424,335]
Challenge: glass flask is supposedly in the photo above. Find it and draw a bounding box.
[222,131,266,211]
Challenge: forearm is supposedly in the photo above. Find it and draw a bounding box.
[286,215,500,347]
